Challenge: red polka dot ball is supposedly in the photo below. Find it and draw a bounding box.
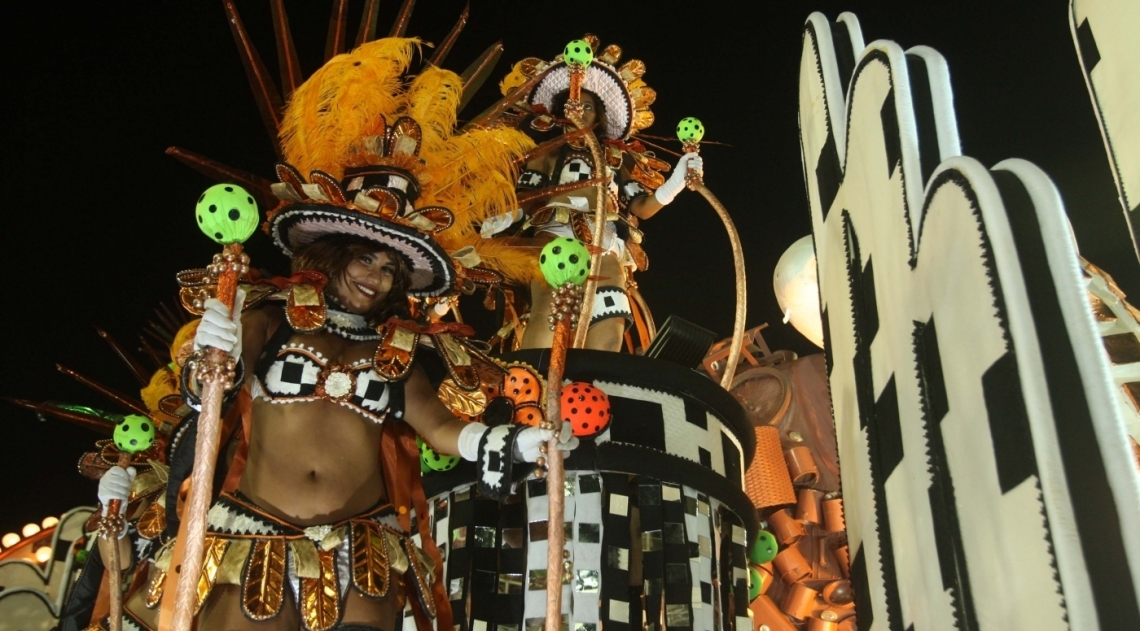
[561,382,611,438]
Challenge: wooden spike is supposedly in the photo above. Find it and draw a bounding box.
[165,147,275,209]
[222,0,285,156]
[462,64,551,130]
[516,177,606,206]
[428,1,469,67]
[516,125,596,164]
[56,365,149,416]
[388,0,416,38]
[356,0,381,47]
[147,321,176,344]
[458,41,504,112]
[4,398,117,435]
[270,0,304,99]
[95,327,151,386]
[155,302,187,337]
[324,0,349,61]
[139,336,169,371]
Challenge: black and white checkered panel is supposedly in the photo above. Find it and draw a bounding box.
[440,485,475,631]
[600,473,634,631]
[558,158,594,185]
[591,381,745,490]
[800,13,1140,630]
[591,287,633,325]
[517,169,548,191]
[682,486,716,631]
[1070,0,1140,258]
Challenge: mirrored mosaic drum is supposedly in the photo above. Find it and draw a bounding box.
[419,350,758,631]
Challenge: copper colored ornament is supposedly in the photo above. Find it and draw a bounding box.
[797,488,825,525]
[807,618,839,631]
[769,509,805,547]
[822,580,854,606]
[755,563,774,596]
[749,595,798,631]
[833,544,850,578]
[746,426,797,509]
[781,582,818,620]
[774,546,812,583]
[784,445,820,487]
[822,496,846,533]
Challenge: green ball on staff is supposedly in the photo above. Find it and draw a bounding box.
[195,183,259,245]
[750,530,779,564]
[539,237,591,288]
[563,39,594,67]
[748,566,763,601]
[113,414,156,454]
[676,116,705,143]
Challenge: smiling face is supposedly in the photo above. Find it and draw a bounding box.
[331,250,397,315]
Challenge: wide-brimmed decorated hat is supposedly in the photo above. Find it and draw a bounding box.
[504,35,656,141]
[268,117,457,297]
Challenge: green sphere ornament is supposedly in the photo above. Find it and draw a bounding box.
[75,549,90,564]
[113,414,156,454]
[418,437,460,473]
[676,117,705,143]
[563,39,594,66]
[750,530,779,565]
[196,183,259,245]
[539,237,590,287]
[748,566,763,601]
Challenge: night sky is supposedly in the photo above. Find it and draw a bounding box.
[4,1,1136,538]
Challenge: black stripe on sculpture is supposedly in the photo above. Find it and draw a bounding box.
[913,317,979,631]
[992,170,1140,627]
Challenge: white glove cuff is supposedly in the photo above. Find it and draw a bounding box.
[654,183,680,206]
[458,422,489,462]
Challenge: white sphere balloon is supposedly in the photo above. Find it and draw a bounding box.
[773,235,824,348]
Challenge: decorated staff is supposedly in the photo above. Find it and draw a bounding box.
[676,118,748,388]
[536,236,590,631]
[99,415,156,631]
[554,40,613,349]
[170,183,257,631]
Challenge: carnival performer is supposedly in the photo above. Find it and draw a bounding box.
[485,39,704,352]
[162,39,575,631]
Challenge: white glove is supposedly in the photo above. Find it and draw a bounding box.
[194,289,246,359]
[98,466,136,518]
[514,421,579,463]
[653,153,704,206]
[480,209,525,238]
[456,421,580,463]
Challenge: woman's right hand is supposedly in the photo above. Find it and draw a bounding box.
[193,289,246,359]
[97,466,136,517]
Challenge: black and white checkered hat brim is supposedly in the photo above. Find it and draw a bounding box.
[269,204,455,297]
[530,62,634,140]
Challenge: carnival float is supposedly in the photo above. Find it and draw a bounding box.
[3,1,1138,631]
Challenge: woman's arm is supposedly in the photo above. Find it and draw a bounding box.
[400,365,468,455]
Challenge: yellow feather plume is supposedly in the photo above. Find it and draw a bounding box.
[280,38,420,177]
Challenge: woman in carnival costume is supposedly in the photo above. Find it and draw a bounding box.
[485,36,704,352]
[91,38,577,631]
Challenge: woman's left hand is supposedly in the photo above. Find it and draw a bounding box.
[514,421,579,463]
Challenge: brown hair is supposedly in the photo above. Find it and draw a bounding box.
[291,234,411,322]
[551,89,610,139]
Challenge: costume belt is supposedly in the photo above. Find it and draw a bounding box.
[174,492,435,631]
[528,203,644,245]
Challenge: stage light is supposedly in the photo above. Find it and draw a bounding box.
[22,523,41,538]
[773,235,824,348]
[1,533,19,548]
[41,516,59,529]
[35,546,52,563]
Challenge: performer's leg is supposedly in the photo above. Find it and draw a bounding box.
[198,584,300,630]
[520,279,554,349]
[584,255,628,352]
[339,586,401,630]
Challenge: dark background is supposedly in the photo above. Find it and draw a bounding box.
[3,0,1136,537]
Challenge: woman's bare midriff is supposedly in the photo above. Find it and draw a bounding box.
[239,398,387,525]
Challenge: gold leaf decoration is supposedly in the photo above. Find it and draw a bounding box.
[145,569,166,609]
[136,502,166,540]
[599,44,622,65]
[300,549,341,631]
[195,537,230,613]
[241,539,287,621]
[352,522,391,598]
[437,377,489,420]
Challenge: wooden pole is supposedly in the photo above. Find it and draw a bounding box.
[543,315,572,631]
[170,243,245,631]
[100,451,133,631]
